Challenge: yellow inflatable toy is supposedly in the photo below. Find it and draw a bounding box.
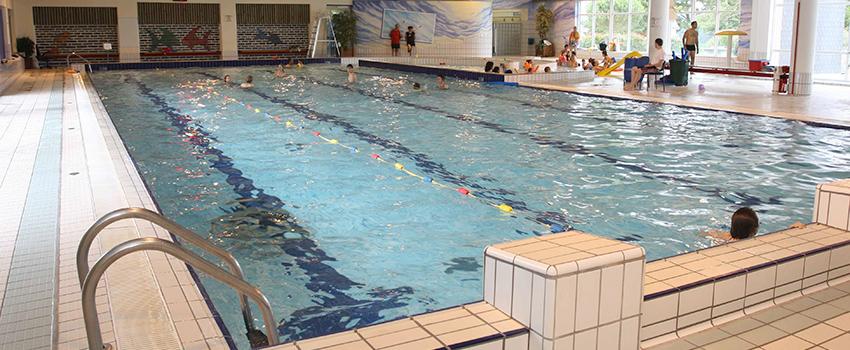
[596,51,642,77]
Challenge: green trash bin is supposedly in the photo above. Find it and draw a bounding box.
[668,59,689,86]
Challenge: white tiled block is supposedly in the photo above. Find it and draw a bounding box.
[803,272,828,289]
[465,339,503,350]
[639,319,676,341]
[484,256,496,303]
[830,245,850,270]
[621,260,643,319]
[596,322,620,350]
[505,333,529,350]
[552,335,573,350]
[574,270,601,331]
[553,274,576,338]
[599,265,624,324]
[713,275,746,305]
[816,191,830,223]
[642,293,678,325]
[804,251,830,278]
[542,277,556,338]
[744,289,774,307]
[745,265,777,295]
[677,308,711,329]
[776,259,805,285]
[573,328,597,350]
[620,316,640,350]
[512,267,533,325]
[826,194,850,230]
[529,331,544,350]
[678,284,713,315]
[530,274,546,335]
[495,260,514,312]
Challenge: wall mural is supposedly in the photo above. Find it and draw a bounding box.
[236,4,310,59]
[32,6,119,64]
[380,9,437,43]
[137,2,220,61]
[353,0,492,56]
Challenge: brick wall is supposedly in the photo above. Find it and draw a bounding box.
[237,24,308,59]
[35,25,119,63]
[139,24,221,62]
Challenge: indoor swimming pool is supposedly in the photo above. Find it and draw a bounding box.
[90,64,850,347]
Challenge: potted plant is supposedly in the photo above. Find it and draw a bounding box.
[16,37,36,69]
[332,10,357,57]
[535,4,554,57]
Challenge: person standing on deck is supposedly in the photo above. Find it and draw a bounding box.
[567,26,580,54]
[683,21,699,69]
[405,26,416,56]
[390,24,402,56]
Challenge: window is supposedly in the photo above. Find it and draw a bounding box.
[576,0,649,53]
[672,0,741,57]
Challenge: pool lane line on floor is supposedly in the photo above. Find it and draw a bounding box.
[187,88,525,221]
[193,72,573,233]
[128,78,422,342]
[264,68,785,209]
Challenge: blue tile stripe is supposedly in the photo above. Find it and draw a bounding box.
[0,74,64,349]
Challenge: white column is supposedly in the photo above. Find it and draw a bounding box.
[748,0,771,60]
[219,0,238,61]
[116,2,140,62]
[789,0,817,96]
[648,0,670,53]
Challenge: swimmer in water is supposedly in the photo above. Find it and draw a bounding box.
[274,65,286,78]
[223,75,232,84]
[284,58,292,68]
[296,60,304,68]
[240,75,254,89]
[436,75,448,90]
[412,82,422,91]
[347,64,357,83]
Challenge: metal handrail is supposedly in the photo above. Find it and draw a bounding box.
[82,237,280,349]
[66,51,93,73]
[76,207,259,339]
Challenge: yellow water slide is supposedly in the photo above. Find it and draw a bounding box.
[596,51,642,77]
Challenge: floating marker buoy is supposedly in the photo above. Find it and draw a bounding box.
[312,131,321,136]
[371,154,381,159]
[497,204,513,212]
[285,120,294,127]
[329,139,339,144]
[255,108,261,113]
[423,176,432,183]
[457,188,470,195]
[550,224,565,233]
[394,163,405,170]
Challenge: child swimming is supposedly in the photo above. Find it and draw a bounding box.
[274,65,286,78]
[240,75,254,89]
[346,64,357,83]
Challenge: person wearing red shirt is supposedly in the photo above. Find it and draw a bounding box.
[389,24,401,56]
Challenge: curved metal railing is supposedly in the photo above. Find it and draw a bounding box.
[66,52,93,73]
[82,237,279,349]
[77,208,265,343]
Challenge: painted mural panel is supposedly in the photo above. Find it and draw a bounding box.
[353,0,492,57]
[137,2,221,62]
[236,4,310,59]
[380,9,437,43]
[32,7,119,64]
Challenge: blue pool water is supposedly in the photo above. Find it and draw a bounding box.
[91,64,850,348]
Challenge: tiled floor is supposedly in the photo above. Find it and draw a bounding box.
[0,70,228,349]
[646,280,850,350]
[522,73,850,128]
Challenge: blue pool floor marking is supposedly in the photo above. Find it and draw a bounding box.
[186,76,570,232]
[296,68,784,208]
[194,72,572,231]
[127,78,419,342]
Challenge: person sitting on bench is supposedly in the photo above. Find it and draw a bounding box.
[626,38,665,91]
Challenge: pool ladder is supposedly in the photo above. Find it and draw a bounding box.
[77,207,280,349]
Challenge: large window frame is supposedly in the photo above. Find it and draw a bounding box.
[672,0,742,57]
[576,0,649,53]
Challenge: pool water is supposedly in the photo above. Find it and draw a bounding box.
[91,64,850,348]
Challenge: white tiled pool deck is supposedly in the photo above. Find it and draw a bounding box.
[2,66,850,350]
[0,70,228,349]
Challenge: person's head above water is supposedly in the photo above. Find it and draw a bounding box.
[223,74,231,83]
[730,207,759,240]
[246,75,253,83]
[413,82,421,90]
[346,64,354,72]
